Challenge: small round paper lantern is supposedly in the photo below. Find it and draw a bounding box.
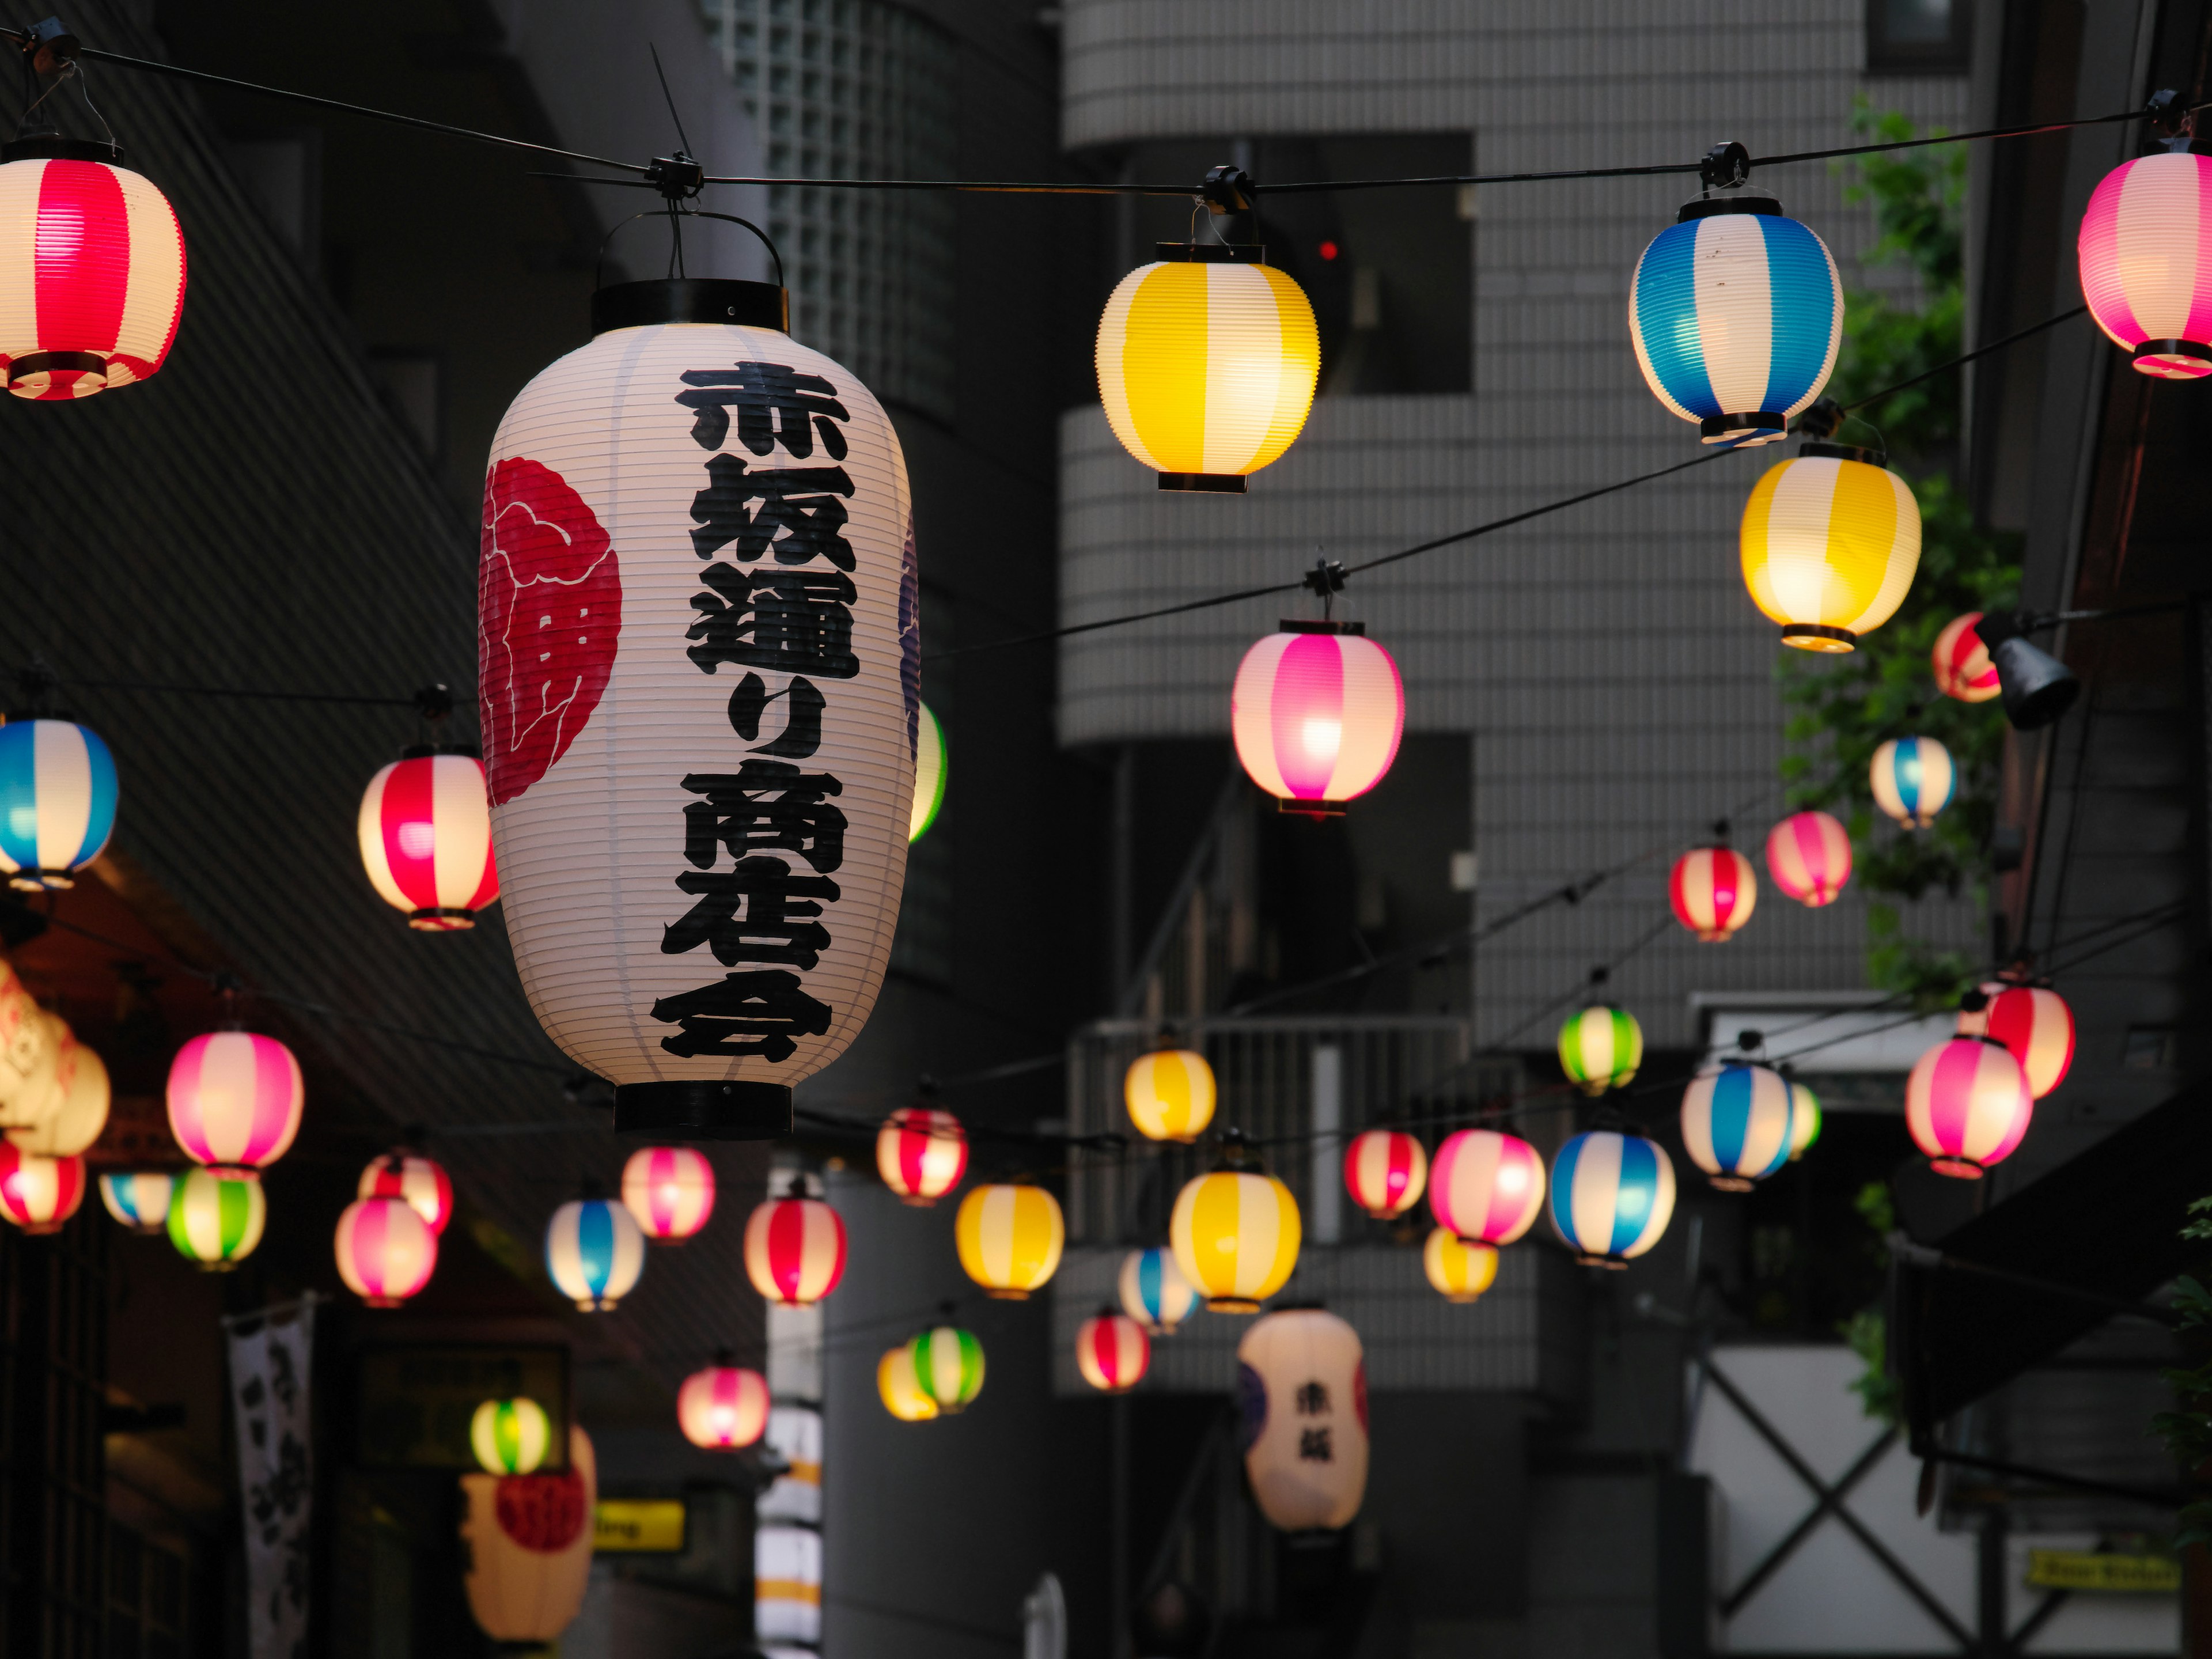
[1232,625,1406,813]
[1982,984,2075,1099]
[1169,1157,1302,1313]
[1423,1229,1499,1304]
[1341,1128,1427,1219]
[877,1344,940,1422]
[166,1167,264,1268]
[1739,449,1921,652]
[1557,1006,1643,1096]
[909,1323,985,1414]
[910,703,947,842]
[544,1192,646,1311]
[1237,1308,1367,1532]
[1075,1309,1152,1394]
[98,1169,176,1235]
[1629,194,1842,446]
[1670,846,1758,942]
[335,1195,438,1308]
[165,1031,304,1172]
[1786,1078,1823,1160]
[1119,1245,1199,1335]
[1549,1131,1676,1267]
[7,1031,108,1157]
[1933,612,2002,703]
[1124,1047,1216,1143]
[0,1146,82,1233]
[359,1147,454,1235]
[1094,244,1320,491]
[1870,736,1955,828]
[0,718,117,889]
[876,1105,967,1206]
[471,1397,554,1474]
[1765,810,1853,907]
[358,751,501,930]
[1427,1128,1546,1246]
[620,1145,716,1244]
[1906,1036,2033,1180]
[743,1184,847,1306]
[677,1358,770,1450]
[2078,151,2212,379]
[954,1181,1065,1301]
[1680,1063,1795,1191]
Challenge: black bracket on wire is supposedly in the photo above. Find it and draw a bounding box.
[20,16,75,74]
[1699,141,1751,191]
[2147,88,2195,151]
[645,151,704,202]
[1199,164,1255,215]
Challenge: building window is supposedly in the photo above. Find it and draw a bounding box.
[1867,0,1971,73]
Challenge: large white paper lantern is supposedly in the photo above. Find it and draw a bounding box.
[460,1425,596,1646]
[481,276,915,1139]
[1237,1307,1368,1533]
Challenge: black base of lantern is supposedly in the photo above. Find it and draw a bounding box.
[1780,622,1858,653]
[1700,411,1788,446]
[1157,472,1248,494]
[613,1080,793,1139]
[2130,338,2212,378]
[405,907,477,931]
[1278,798,1347,819]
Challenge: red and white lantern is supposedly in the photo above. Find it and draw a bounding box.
[677,1358,770,1449]
[620,1145,716,1243]
[1428,1128,1546,1247]
[1075,1309,1150,1394]
[0,1146,84,1233]
[358,751,499,930]
[1906,1036,2033,1180]
[334,1195,438,1308]
[1764,811,1852,908]
[743,1184,847,1306]
[1230,624,1405,814]
[0,142,185,400]
[166,1031,304,1172]
[1975,984,2076,1100]
[1670,846,1758,942]
[1341,1128,1427,1219]
[359,1147,454,1234]
[2078,151,2212,380]
[874,1105,967,1206]
[1932,613,2001,703]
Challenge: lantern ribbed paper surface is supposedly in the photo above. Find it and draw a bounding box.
[876,1105,967,1205]
[1680,1063,1795,1190]
[2078,152,2212,378]
[1870,737,1955,827]
[166,1032,304,1171]
[545,1195,645,1310]
[335,1195,438,1307]
[877,1344,938,1421]
[909,703,946,842]
[1427,1127,1546,1245]
[1629,202,1842,446]
[955,1183,1065,1300]
[1094,248,1320,488]
[0,146,185,399]
[1765,810,1853,907]
[1171,1167,1301,1313]
[1557,1006,1643,1096]
[909,1324,984,1413]
[1787,1080,1823,1159]
[1342,1128,1426,1219]
[482,280,915,1141]
[358,752,500,930]
[1237,1308,1367,1532]
[0,718,116,889]
[98,1169,175,1234]
[1118,1246,1199,1334]
[1075,1311,1151,1393]
[471,1397,553,1474]
[1740,453,1920,652]
[620,1144,716,1243]
[1423,1229,1499,1303]
[1124,1048,1216,1142]
[743,1190,846,1305]
[1934,612,2002,702]
[677,1362,770,1449]
[1232,627,1404,811]
[8,1033,107,1157]
[359,1149,454,1234]
[1670,847,1758,942]
[1984,986,2075,1099]
[166,1168,263,1267]
[1907,1036,2033,1179]
[1550,1131,1676,1266]
[0,1146,82,1233]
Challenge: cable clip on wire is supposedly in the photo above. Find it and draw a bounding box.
[646,151,705,203]
[1199,164,1255,215]
[1699,141,1751,192]
[2147,89,2195,153]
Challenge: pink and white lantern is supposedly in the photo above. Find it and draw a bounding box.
[1230,624,1405,815]
[358,751,500,931]
[1906,1036,2034,1180]
[1075,1309,1151,1394]
[1341,1128,1427,1219]
[1764,810,1853,908]
[1427,1128,1546,1247]
[334,1195,439,1308]
[166,1032,304,1172]
[1670,846,1758,942]
[620,1145,717,1244]
[359,1147,454,1234]
[2078,151,2212,380]
[1967,984,2077,1100]
[0,1146,84,1233]
[1932,613,2002,703]
[677,1358,770,1449]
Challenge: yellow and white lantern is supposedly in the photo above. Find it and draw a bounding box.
[954,1181,1065,1300]
[1170,1150,1302,1313]
[1740,444,1921,653]
[1422,1229,1499,1304]
[1124,1046,1216,1143]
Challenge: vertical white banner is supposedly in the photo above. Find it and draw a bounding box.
[226,1298,316,1659]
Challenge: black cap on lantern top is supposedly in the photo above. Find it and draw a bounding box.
[2,134,119,165]
[592,278,790,337]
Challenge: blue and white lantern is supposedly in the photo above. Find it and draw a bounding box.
[1550,1131,1676,1267]
[1870,736,1955,828]
[98,1169,177,1235]
[544,1192,646,1312]
[1118,1245,1199,1335]
[1629,195,1842,448]
[1680,1063,1794,1191]
[0,719,118,891]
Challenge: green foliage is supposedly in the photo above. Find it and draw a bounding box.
[1842,1180,1902,1424]
[1777,103,2021,996]
[2149,1199,2212,1546]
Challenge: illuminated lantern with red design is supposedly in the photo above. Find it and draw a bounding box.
[1964,983,2076,1100]
[461,1425,597,1646]
[744,1179,847,1306]
[1670,846,1758,942]
[0,139,185,400]
[677,1355,770,1450]
[166,1031,304,1172]
[1764,811,1852,908]
[620,1145,716,1244]
[1906,1036,2033,1180]
[1075,1309,1150,1394]
[334,1195,438,1308]
[1341,1128,1426,1219]
[358,748,499,930]
[1231,623,1406,815]
[1427,1128,1546,1247]
[875,1104,967,1206]
[358,1146,453,1235]
[0,1146,83,1233]
[1933,613,2002,703]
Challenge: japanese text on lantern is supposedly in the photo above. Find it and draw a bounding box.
[1296,1379,1333,1461]
[656,363,859,1063]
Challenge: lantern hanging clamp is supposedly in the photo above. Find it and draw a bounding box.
[20,17,77,77]
[1699,141,1751,192]
[646,151,705,203]
[1304,558,1346,621]
[1198,164,1256,215]
[412,683,454,723]
[2147,89,2195,151]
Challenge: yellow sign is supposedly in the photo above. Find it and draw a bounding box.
[2024,1551,2179,1593]
[593,1500,686,1553]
